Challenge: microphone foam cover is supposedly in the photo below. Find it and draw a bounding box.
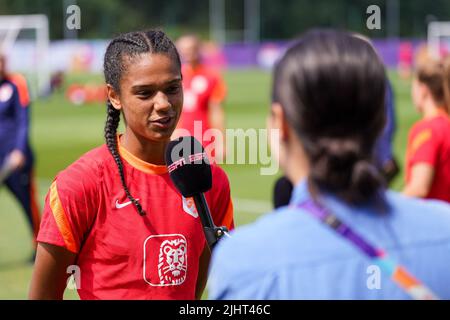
[273,176,294,209]
[165,136,212,197]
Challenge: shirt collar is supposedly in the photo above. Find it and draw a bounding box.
[289,178,310,205]
[117,134,168,175]
[289,177,390,219]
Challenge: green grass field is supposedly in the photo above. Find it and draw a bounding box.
[0,70,419,299]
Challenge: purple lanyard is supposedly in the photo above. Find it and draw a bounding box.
[299,199,381,257]
[295,199,439,300]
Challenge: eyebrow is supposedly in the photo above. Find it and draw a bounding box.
[131,78,182,91]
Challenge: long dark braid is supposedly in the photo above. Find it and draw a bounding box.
[103,30,181,216]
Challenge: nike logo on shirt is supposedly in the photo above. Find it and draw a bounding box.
[115,199,139,209]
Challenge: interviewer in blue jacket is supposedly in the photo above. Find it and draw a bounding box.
[209,30,450,300]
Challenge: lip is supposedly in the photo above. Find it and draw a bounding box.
[149,115,175,129]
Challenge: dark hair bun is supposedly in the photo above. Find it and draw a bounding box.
[309,137,383,204]
[350,160,384,203]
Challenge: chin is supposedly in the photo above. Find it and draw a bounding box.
[150,135,171,143]
[143,124,175,141]
[148,131,174,143]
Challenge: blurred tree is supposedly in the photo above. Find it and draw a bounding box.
[0,0,450,40]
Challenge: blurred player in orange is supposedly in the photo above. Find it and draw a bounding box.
[175,34,227,162]
[0,53,40,259]
[403,55,450,202]
[29,30,234,300]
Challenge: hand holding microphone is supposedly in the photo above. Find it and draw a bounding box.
[165,136,230,250]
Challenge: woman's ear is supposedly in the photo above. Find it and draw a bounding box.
[268,102,290,142]
[107,84,122,110]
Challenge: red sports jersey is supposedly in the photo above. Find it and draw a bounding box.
[406,110,450,203]
[177,64,226,142]
[37,139,234,300]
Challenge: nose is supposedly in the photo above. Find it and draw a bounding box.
[153,91,171,112]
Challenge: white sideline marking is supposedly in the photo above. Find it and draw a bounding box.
[233,197,272,215]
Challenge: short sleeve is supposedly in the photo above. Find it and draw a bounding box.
[37,159,100,253]
[408,127,439,167]
[210,74,227,104]
[208,165,234,231]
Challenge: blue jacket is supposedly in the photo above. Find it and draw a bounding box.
[209,180,450,299]
[0,78,29,156]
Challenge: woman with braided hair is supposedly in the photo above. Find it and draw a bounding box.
[29,29,234,300]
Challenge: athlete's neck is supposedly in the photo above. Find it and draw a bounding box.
[422,102,445,119]
[120,131,168,165]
